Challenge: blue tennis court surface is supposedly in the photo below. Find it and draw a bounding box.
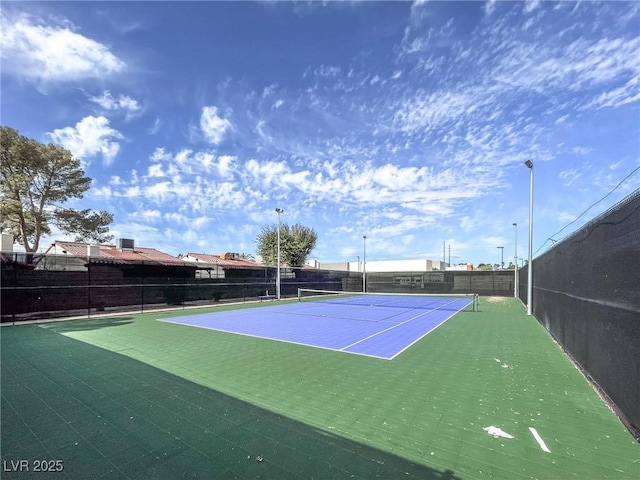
[159,295,475,360]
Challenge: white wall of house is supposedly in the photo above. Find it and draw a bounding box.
[182,254,225,278]
[317,262,350,271]
[1,234,14,252]
[357,259,447,272]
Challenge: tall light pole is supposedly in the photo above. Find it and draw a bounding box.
[512,222,518,299]
[275,208,283,300]
[497,246,504,270]
[525,159,534,315]
[362,235,367,292]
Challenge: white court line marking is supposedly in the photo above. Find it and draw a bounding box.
[158,296,472,360]
[339,298,465,352]
[529,427,551,453]
[158,318,394,360]
[388,308,465,360]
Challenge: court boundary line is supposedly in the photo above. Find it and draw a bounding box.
[266,303,436,324]
[158,296,473,360]
[387,308,466,360]
[158,317,394,360]
[280,294,475,325]
[298,289,478,312]
[340,298,468,352]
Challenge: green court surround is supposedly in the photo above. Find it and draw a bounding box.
[1,297,638,479]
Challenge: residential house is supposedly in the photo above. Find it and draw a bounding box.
[182,252,264,279]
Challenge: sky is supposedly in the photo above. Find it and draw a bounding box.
[1,0,639,267]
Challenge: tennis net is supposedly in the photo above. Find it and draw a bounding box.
[297,288,479,312]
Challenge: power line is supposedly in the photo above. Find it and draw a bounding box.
[533,165,640,257]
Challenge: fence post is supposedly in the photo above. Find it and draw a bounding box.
[182,272,186,309]
[87,259,91,318]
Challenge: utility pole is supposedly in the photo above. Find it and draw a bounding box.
[525,159,534,315]
[363,236,367,292]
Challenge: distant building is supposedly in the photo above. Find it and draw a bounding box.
[309,258,449,272]
[182,252,263,278]
[445,264,473,271]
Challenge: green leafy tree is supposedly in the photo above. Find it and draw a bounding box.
[256,223,317,267]
[0,126,114,252]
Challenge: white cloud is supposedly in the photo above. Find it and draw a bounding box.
[314,65,341,78]
[608,160,624,171]
[147,164,165,178]
[200,106,231,144]
[262,83,278,98]
[0,12,124,84]
[150,147,172,163]
[572,146,592,155]
[216,155,237,178]
[556,211,577,223]
[479,236,508,249]
[392,89,483,134]
[145,147,236,179]
[137,209,161,222]
[493,36,640,96]
[582,77,640,110]
[245,159,291,186]
[484,0,497,16]
[148,117,162,135]
[523,0,541,14]
[47,116,123,166]
[92,186,113,198]
[559,169,582,186]
[174,149,192,165]
[90,90,140,112]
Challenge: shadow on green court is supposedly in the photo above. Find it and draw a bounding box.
[38,317,136,333]
[1,325,461,479]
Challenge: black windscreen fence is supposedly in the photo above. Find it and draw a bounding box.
[364,270,514,296]
[519,190,640,440]
[0,258,355,322]
[1,256,515,323]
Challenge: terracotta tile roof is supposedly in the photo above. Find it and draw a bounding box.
[49,241,193,267]
[185,253,262,268]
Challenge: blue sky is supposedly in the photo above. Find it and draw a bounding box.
[2,1,639,266]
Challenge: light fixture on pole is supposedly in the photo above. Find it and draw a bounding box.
[497,246,504,270]
[362,235,367,293]
[275,208,283,300]
[512,222,518,299]
[524,159,534,315]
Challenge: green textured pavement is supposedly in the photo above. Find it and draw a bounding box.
[1,297,638,479]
